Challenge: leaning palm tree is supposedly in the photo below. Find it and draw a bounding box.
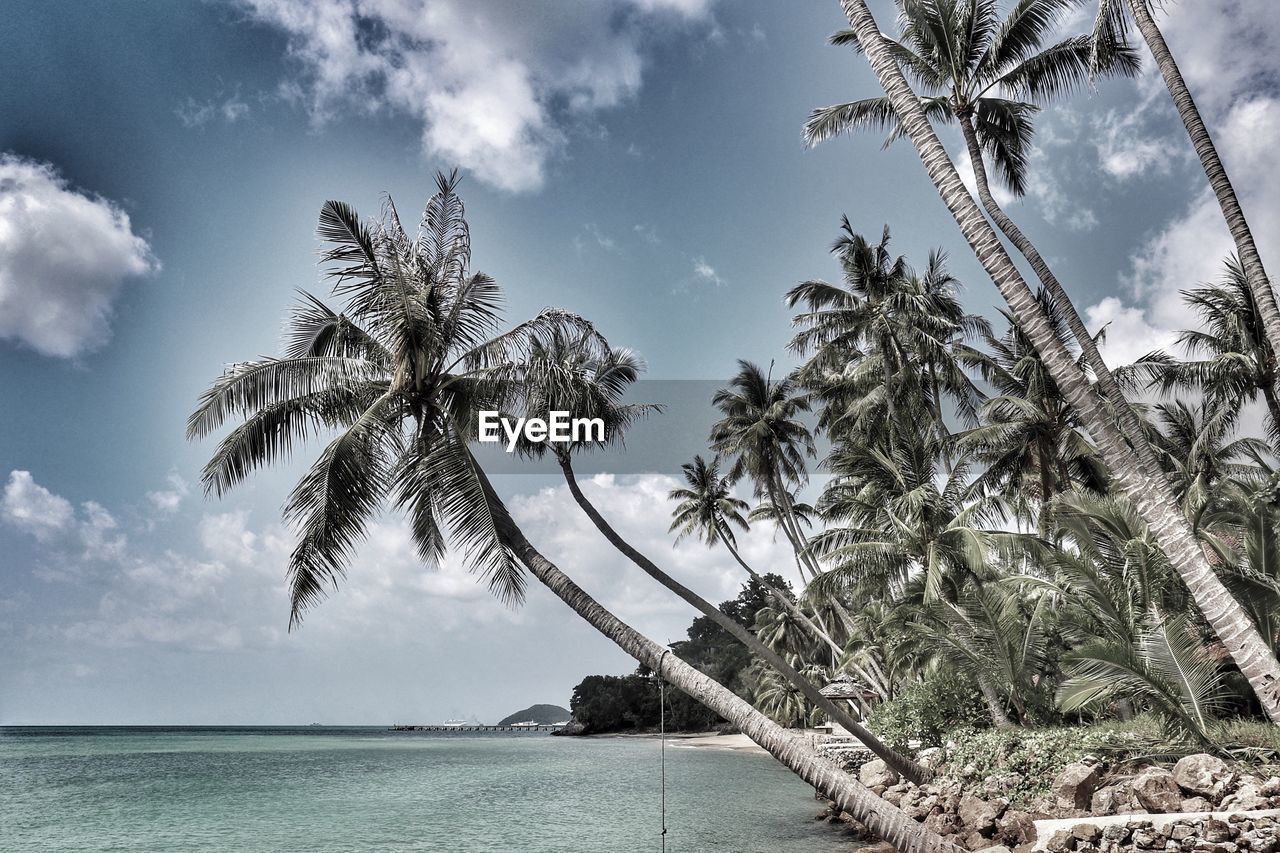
[503,334,932,782]
[710,362,822,580]
[828,0,1280,721]
[1091,0,1280,360]
[188,172,956,851]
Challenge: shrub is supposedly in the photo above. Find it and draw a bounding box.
[938,724,1150,805]
[867,670,987,750]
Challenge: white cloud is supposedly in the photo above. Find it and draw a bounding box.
[240,0,716,192]
[2,470,74,540]
[1084,296,1180,367]
[574,223,620,256]
[147,471,189,514]
[176,94,251,128]
[691,257,725,289]
[634,223,660,245]
[2,470,127,568]
[0,155,158,358]
[199,511,259,566]
[1080,3,1280,366]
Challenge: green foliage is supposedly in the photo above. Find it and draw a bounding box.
[570,575,792,734]
[867,670,987,749]
[938,724,1150,805]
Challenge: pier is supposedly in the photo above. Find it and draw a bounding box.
[389,724,566,732]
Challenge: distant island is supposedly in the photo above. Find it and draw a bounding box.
[496,704,570,726]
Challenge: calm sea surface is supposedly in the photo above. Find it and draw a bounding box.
[0,727,860,852]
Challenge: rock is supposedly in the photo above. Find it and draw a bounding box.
[859,758,900,788]
[1180,796,1213,812]
[1046,829,1077,852]
[1169,823,1194,841]
[1262,777,1280,798]
[1221,782,1269,811]
[1134,768,1184,813]
[958,792,1007,833]
[1053,762,1103,811]
[1072,823,1101,843]
[973,846,1012,853]
[1091,785,1121,815]
[1131,827,1161,848]
[996,810,1036,846]
[1172,754,1231,798]
[1202,818,1232,843]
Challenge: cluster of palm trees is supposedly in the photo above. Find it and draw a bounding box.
[188,1,1280,850]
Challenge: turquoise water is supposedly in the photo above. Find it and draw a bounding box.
[0,727,860,852]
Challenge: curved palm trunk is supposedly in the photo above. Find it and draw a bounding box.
[839,0,1280,722]
[555,456,932,784]
[720,528,891,703]
[716,528,846,659]
[1127,0,1280,364]
[479,476,956,851]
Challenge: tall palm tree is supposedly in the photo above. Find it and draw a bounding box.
[1091,0,1280,361]
[806,0,1176,515]
[710,362,823,580]
[188,173,957,851]
[505,335,932,782]
[829,0,1280,721]
[1133,259,1280,448]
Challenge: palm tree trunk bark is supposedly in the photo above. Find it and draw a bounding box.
[839,0,1280,722]
[556,456,933,784]
[767,475,824,580]
[1127,0,1280,365]
[977,675,1016,729]
[717,529,847,660]
[480,479,956,851]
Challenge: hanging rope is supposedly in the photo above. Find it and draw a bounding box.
[657,648,670,853]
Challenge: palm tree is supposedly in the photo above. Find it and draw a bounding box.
[807,0,1164,510]
[1091,0,1280,361]
[669,455,845,659]
[710,362,822,580]
[1147,400,1269,514]
[829,0,1280,721]
[786,221,987,459]
[959,299,1106,525]
[505,335,932,782]
[188,173,957,851]
[1133,259,1280,448]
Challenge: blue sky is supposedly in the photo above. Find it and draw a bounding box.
[2,0,1278,724]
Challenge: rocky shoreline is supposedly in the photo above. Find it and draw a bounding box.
[816,750,1280,851]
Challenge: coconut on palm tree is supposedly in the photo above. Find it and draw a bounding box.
[826,0,1280,721]
[188,172,958,851]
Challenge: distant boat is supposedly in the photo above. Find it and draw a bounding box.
[441,719,468,728]
[308,723,322,727]
[510,720,541,727]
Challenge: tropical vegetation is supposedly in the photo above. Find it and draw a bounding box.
[189,0,1280,849]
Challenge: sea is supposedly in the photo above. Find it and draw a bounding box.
[0,726,861,852]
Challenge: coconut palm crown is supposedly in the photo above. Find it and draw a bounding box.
[806,0,1140,196]
[188,171,604,623]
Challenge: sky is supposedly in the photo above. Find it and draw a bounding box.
[1,0,1278,724]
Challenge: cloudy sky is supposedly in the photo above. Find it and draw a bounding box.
[2,0,1277,724]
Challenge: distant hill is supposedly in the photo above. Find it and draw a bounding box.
[497,704,570,726]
